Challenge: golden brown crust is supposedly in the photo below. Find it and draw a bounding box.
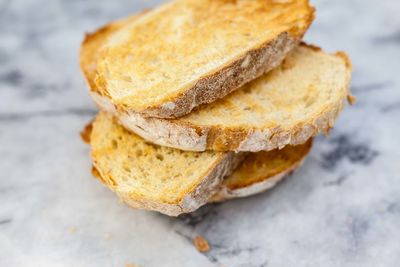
[300,42,322,52]
[206,127,249,152]
[91,165,109,186]
[335,51,352,69]
[333,51,356,106]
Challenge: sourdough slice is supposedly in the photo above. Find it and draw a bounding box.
[83,115,312,215]
[87,112,244,216]
[90,44,353,152]
[210,139,312,202]
[81,0,315,118]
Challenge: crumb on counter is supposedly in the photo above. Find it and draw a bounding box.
[80,122,93,143]
[193,235,210,253]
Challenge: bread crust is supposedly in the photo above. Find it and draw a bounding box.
[81,2,315,119]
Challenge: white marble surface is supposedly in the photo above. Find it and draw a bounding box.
[1,0,400,266]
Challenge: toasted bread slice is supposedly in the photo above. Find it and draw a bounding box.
[81,0,315,118]
[210,139,312,202]
[83,114,312,216]
[87,112,244,216]
[91,44,353,152]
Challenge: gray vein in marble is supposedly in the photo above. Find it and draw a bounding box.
[323,172,353,187]
[0,218,12,225]
[320,134,378,170]
[381,101,400,113]
[351,81,393,94]
[372,30,400,44]
[0,108,96,121]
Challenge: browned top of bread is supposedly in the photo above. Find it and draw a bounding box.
[81,0,314,118]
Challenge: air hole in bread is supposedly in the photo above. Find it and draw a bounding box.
[122,164,131,173]
[136,149,143,157]
[111,139,118,149]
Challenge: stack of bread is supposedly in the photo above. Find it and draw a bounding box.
[80,0,353,216]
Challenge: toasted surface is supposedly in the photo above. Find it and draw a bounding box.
[88,112,243,216]
[211,139,312,202]
[80,14,139,91]
[94,44,353,151]
[82,0,314,118]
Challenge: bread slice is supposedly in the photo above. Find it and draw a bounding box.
[210,139,312,202]
[81,0,315,118]
[89,44,353,152]
[82,113,312,216]
[86,112,244,216]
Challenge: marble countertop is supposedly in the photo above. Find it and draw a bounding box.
[1,0,400,266]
